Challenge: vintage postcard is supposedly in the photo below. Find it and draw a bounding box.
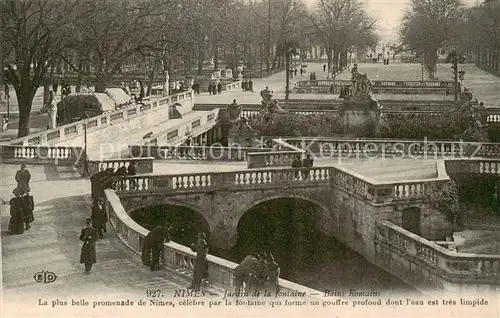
[1,0,499,317]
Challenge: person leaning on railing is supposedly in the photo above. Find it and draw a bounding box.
[291,155,302,180]
[302,153,314,180]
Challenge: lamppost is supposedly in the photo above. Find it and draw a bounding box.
[284,41,299,100]
[446,50,466,102]
[77,115,90,177]
[421,63,424,81]
[5,84,9,119]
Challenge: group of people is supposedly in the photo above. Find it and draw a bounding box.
[8,164,34,235]
[191,82,201,95]
[234,252,280,294]
[291,154,314,179]
[241,79,254,92]
[90,162,137,199]
[140,227,209,291]
[208,81,223,95]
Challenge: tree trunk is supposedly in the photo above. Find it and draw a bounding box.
[146,61,158,97]
[17,90,35,137]
[197,44,204,73]
[95,72,107,93]
[214,42,219,70]
[76,71,82,93]
[266,0,271,73]
[424,50,438,79]
[43,77,51,107]
[326,45,333,78]
[285,51,290,100]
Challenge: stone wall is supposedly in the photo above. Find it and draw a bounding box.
[120,184,332,251]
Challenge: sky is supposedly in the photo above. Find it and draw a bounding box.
[304,0,481,43]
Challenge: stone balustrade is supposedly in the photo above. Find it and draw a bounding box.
[297,79,455,88]
[297,80,351,87]
[113,167,331,194]
[221,81,242,91]
[104,189,325,295]
[87,157,154,175]
[247,150,304,168]
[0,145,83,165]
[376,220,500,284]
[112,164,450,205]
[282,137,500,159]
[128,145,269,161]
[141,109,219,146]
[7,91,194,147]
[445,158,500,175]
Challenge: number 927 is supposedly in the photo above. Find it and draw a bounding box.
[146,289,162,297]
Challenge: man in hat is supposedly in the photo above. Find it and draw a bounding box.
[189,232,209,290]
[266,253,280,292]
[79,218,98,274]
[21,188,35,229]
[142,225,171,271]
[91,198,107,239]
[15,164,31,193]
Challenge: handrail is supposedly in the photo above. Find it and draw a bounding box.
[105,189,326,296]
[7,90,194,146]
[128,145,270,161]
[376,220,500,282]
[281,137,500,159]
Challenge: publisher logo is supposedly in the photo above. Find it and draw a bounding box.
[34,271,57,283]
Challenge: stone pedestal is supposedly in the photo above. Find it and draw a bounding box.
[339,97,380,129]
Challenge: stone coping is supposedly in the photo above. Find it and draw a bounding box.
[7,90,194,146]
[105,189,326,297]
[379,220,500,260]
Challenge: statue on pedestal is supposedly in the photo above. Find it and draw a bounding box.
[350,64,373,99]
[226,99,257,147]
[42,91,58,129]
[259,86,284,115]
[163,70,169,97]
[227,99,242,123]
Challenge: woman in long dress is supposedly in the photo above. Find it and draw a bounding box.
[8,188,26,235]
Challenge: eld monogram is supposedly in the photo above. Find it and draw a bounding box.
[33,271,57,284]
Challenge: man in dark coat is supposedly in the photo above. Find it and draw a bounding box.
[291,155,302,179]
[266,253,280,292]
[21,189,35,229]
[142,225,171,271]
[91,198,107,239]
[91,169,107,201]
[127,161,137,190]
[112,165,127,189]
[189,232,209,290]
[80,218,98,274]
[212,82,217,95]
[127,162,137,176]
[208,82,212,95]
[248,79,254,92]
[217,82,222,94]
[302,153,314,180]
[15,164,31,193]
[8,188,26,235]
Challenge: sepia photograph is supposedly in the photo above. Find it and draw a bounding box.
[0,0,499,317]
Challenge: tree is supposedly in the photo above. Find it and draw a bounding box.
[1,0,77,137]
[400,0,465,78]
[308,0,378,76]
[463,0,500,74]
[65,0,170,92]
